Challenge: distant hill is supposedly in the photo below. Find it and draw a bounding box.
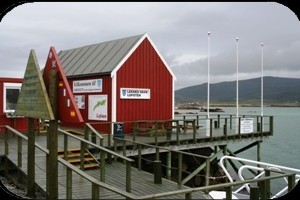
[175,76,300,105]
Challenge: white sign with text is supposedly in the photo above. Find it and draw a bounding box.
[240,118,254,134]
[73,79,102,93]
[120,88,150,99]
[88,95,107,121]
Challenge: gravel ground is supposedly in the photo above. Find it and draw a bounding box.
[0,175,31,199]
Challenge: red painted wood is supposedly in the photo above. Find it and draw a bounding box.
[43,47,84,125]
[0,78,28,133]
[116,38,173,133]
[65,75,112,132]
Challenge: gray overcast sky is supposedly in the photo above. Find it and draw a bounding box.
[0,2,299,89]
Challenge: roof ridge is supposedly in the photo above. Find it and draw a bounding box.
[60,33,145,52]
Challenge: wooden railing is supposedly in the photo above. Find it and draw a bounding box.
[113,137,222,187]
[126,115,273,145]
[136,172,296,200]
[3,125,135,199]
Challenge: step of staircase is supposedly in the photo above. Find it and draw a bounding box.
[57,148,99,170]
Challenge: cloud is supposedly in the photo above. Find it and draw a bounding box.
[0,2,299,90]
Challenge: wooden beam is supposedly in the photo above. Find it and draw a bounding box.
[27,117,35,198]
[47,70,58,199]
[234,141,259,155]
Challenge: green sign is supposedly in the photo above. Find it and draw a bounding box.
[14,49,54,120]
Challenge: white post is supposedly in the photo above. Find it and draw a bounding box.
[236,37,239,133]
[206,32,211,136]
[261,43,264,117]
[261,43,264,132]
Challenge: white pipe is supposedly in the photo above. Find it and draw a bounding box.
[220,156,300,198]
[220,156,300,174]
[219,155,300,184]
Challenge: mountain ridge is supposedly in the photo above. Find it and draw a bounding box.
[175,76,300,105]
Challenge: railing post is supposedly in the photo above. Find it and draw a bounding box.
[167,151,171,180]
[154,160,162,184]
[217,114,220,128]
[4,127,8,156]
[107,133,110,148]
[250,186,260,200]
[100,150,105,182]
[156,147,160,161]
[205,159,210,188]
[4,127,9,175]
[192,119,196,134]
[229,115,232,129]
[92,183,99,199]
[66,168,72,199]
[17,135,22,183]
[106,136,112,164]
[238,117,241,139]
[64,134,68,161]
[126,161,131,193]
[123,140,126,164]
[185,192,192,200]
[269,116,273,135]
[288,174,296,192]
[260,116,263,136]
[178,152,182,185]
[224,118,227,140]
[210,118,213,141]
[264,169,271,199]
[225,186,232,200]
[259,180,267,200]
[80,141,85,170]
[196,115,199,128]
[138,144,142,171]
[27,118,36,198]
[154,121,158,145]
[176,126,180,145]
[114,139,117,162]
[222,145,227,169]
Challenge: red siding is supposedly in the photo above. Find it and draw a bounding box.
[116,39,173,133]
[66,75,112,132]
[0,78,28,133]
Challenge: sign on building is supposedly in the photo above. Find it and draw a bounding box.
[73,79,102,93]
[120,88,150,99]
[240,118,254,134]
[88,95,107,121]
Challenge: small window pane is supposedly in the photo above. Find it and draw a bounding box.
[6,88,20,110]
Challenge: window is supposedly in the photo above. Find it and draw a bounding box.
[3,83,22,113]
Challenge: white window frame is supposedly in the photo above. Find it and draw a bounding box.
[3,82,22,113]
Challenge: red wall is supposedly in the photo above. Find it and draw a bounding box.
[0,78,28,134]
[66,75,112,132]
[116,38,173,133]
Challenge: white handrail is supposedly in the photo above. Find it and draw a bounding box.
[220,156,300,198]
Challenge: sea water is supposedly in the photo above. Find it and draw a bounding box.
[225,106,300,196]
[176,106,300,196]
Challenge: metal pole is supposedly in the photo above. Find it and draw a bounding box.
[236,37,239,118]
[261,43,264,117]
[236,37,239,134]
[207,32,211,119]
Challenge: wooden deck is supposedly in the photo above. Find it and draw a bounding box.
[0,115,273,199]
[0,134,210,199]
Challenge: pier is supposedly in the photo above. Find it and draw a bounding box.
[0,114,288,199]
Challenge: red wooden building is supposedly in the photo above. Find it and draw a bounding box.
[58,33,176,133]
[0,77,28,133]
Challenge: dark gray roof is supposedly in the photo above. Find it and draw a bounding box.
[58,34,144,77]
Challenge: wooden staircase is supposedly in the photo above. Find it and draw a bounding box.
[57,148,100,170]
